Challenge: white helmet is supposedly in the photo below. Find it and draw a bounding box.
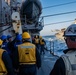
[64,24,76,37]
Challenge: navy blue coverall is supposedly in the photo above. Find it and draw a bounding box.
[2,51,15,75]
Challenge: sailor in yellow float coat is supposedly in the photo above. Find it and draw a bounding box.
[12,32,41,75]
[0,39,15,75]
[39,36,46,55]
[34,35,40,49]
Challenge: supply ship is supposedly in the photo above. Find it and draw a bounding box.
[0,0,44,37]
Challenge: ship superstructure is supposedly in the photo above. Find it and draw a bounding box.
[0,0,44,37]
[21,0,44,36]
[0,0,12,36]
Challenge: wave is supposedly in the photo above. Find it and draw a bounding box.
[44,35,67,56]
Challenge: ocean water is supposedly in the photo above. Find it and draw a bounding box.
[43,35,68,56]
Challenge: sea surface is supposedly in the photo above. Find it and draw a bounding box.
[43,35,68,56]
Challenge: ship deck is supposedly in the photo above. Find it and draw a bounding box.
[37,50,59,75]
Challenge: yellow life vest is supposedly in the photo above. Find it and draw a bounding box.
[18,42,36,65]
[0,49,7,75]
[40,39,45,45]
[35,38,39,44]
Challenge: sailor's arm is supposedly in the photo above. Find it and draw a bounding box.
[2,51,15,75]
[49,57,65,75]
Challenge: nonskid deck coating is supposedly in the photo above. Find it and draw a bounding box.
[37,51,59,75]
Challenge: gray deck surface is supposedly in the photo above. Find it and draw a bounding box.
[37,51,59,75]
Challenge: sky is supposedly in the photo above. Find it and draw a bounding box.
[40,0,76,36]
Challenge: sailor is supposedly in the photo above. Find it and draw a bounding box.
[34,35,40,49]
[0,39,15,75]
[14,34,22,49]
[50,24,76,75]
[7,35,13,57]
[10,34,22,74]
[1,35,10,54]
[39,36,46,55]
[12,32,41,75]
[7,33,22,50]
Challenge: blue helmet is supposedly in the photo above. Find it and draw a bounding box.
[7,35,12,39]
[16,34,22,41]
[1,35,7,40]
